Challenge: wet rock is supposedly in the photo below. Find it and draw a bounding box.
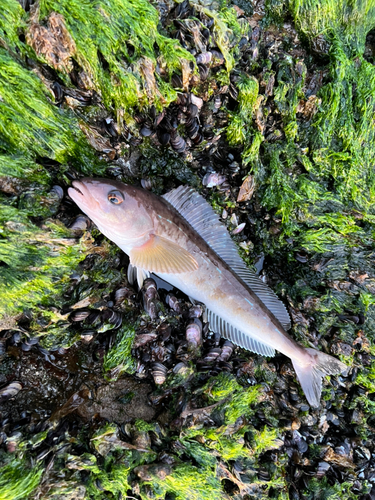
[27,12,76,72]
[134,463,172,481]
[77,377,155,424]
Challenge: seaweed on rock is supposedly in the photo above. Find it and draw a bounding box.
[1,0,375,498]
[31,0,196,112]
[0,35,105,316]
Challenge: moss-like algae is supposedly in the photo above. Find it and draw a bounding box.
[0,49,101,173]
[1,0,375,498]
[303,477,369,500]
[290,0,375,55]
[147,464,223,500]
[0,457,42,500]
[0,201,83,315]
[204,372,259,423]
[0,0,26,51]
[103,324,137,377]
[235,3,375,239]
[0,24,106,317]
[227,74,260,147]
[34,0,195,112]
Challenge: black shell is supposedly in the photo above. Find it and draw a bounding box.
[186,318,202,348]
[69,310,91,322]
[0,382,22,402]
[69,215,90,231]
[158,131,171,146]
[140,126,153,137]
[151,362,168,385]
[196,52,212,65]
[170,133,186,153]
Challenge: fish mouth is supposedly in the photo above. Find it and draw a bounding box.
[68,180,92,210]
[71,180,84,196]
[68,179,101,217]
[68,180,87,201]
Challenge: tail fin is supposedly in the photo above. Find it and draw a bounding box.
[292,348,347,408]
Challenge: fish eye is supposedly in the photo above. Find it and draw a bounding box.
[108,190,124,205]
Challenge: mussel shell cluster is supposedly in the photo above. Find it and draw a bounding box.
[132,0,252,156]
[69,308,122,330]
[137,94,205,153]
[142,278,160,320]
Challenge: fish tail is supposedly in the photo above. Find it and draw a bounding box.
[292,348,347,408]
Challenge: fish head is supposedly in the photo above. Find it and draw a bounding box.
[68,178,154,247]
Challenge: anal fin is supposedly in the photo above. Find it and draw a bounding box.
[207,309,275,357]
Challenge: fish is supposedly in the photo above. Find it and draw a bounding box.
[68,178,347,408]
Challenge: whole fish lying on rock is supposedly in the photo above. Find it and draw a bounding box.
[69,178,347,408]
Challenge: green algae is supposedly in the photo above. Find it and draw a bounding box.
[234,2,375,241]
[33,0,195,112]
[0,201,84,315]
[103,324,137,378]
[303,477,370,500]
[180,375,271,463]
[290,0,375,54]
[204,372,259,423]
[0,456,42,500]
[0,0,26,51]
[146,464,223,500]
[0,155,50,186]
[226,112,247,145]
[0,35,106,317]
[226,74,260,147]
[356,361,375,392]
[0,49,102,173]
[201,6,237,72]
[251,426,279,455]
[88,465,132,498]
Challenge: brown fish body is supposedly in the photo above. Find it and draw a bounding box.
[145,193,307,360]
[68,178,347,407]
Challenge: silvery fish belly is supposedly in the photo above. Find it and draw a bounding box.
[68,178,347,408]
[156,260,296,360]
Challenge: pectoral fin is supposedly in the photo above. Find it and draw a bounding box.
[130,235,198,274]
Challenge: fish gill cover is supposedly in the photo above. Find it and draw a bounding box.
[0,0,375,499]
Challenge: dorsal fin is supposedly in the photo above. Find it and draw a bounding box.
[207,309,275,357]
[163,186,291,330]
